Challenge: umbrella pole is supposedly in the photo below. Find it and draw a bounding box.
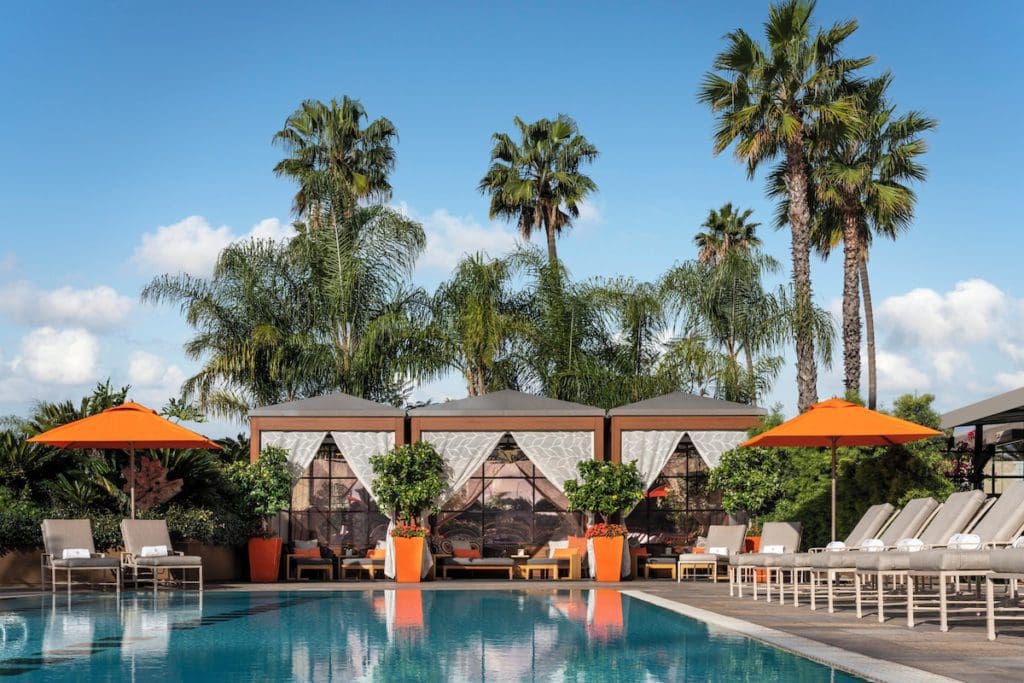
[830,438,838,542]
[129,444,136,520]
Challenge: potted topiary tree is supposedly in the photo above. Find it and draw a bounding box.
[563,460,644,582]
[370,441,446,583]
[227,445,296,582]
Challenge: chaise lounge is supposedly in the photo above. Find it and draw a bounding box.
[40,519,121,594]
[120,519,203,592]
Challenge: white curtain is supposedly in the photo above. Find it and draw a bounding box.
[420,431,505,502]
[512,431,594,492]
[329,431,394,499]
[687,431,747,468]
[259,431,327,478]
[620,430,685,489]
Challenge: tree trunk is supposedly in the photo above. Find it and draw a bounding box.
[785,139,818,412]
[841,208,862,398]
[859,253,878,410]
[545,208,559,266]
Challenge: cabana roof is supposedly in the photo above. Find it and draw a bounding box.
[941,386,1024,429]
[608,392,766,417]
[409,389,605,417]
[249,393,404,418]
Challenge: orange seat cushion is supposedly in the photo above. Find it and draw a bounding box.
[452,548,481,559]
[367,549,386,559]
[293,547,320,559]
[553,548,577,559]
[692,547,706,554]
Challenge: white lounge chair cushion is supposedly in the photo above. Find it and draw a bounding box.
[140,545,168,558]
[896,538,924,552]
[548,540,569,558]
[947,533,982,550]
[861,539,885,552]
[761,544,784,554]
[825,541,847,551]
[61,548,90,559]
[990,548,1024,574]
[908,548,991,571]
[856,551,914,571]
[707,546,728,556]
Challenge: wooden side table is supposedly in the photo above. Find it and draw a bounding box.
[430,553,451,580]
[510,554,530,579]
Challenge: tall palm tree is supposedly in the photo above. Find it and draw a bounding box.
[431,253,529,396]
[273,96,397,225]
[479,115,598,265]
[699,0,869,412]
[694,203,762,265]
[812,75,935,406]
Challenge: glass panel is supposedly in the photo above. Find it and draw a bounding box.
[291,477,311,511]
[311,458,330,478]
[309,477,331,508]
[329,478,357,510]
[330,457,354,478]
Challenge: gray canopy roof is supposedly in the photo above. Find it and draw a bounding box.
[249,393,404,418]
[608,392,766,417]
[409,389,605,417]
[941,387,1024,429]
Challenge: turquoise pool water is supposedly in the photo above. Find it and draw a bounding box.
[0,590,865,681]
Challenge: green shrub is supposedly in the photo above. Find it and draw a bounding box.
[370,441,446,524]
[563,460,644,523]
[225,445,296,536]
[0,488,44,554]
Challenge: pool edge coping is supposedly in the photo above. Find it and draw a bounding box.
[623,590,959,683]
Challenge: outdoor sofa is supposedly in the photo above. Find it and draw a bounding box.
[40,519,121,594]
[120,519,203,592]
[441,540,515,580]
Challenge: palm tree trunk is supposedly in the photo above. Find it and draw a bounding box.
[859,253,878,410]
[545,205,559,266]
[785,139,818,412]
[841,208,862,398]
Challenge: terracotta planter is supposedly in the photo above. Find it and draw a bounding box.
[744,535,761,553]
[248,537,282,582]
[592,536,624,582]
[393,536,424,583]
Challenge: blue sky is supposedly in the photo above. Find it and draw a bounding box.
[1,1,1022,435]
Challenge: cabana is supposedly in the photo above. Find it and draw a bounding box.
[249,393,405,547]
[942,386,1024,494]
[608,393,765,544]
[409,390,606,554]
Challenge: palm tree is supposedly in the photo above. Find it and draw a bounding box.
[479,115,598,265]
[694,203,762,265]
[699,0,869,412]
[431,253,529,396]
[273,96,397,225]
[812,75,935,406]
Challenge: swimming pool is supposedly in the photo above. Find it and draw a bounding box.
[0,589,865,681]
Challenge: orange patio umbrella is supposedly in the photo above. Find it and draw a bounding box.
[28,402,221,519]
[740,398,942,541]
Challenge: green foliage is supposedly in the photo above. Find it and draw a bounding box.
[563,460,644,523]
[226,446,296,536]
[708,447,784,520]
[0,488,44,554]
[370,442,447,524]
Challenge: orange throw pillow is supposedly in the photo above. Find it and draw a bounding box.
[452,548,481,559]
[567,536,587,556]
[367,549,386,559]
[553,548,576,559]
[693,547,706,555]
[293,547,319,558]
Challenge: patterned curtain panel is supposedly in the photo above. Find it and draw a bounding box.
[259,431,327,477]
[620,430,686,489]
[687,431,747,468]
[420,431,505,503]
[329,431,394,502]
[512,431,595,492]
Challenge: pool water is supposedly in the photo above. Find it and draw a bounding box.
[0,590,865,681]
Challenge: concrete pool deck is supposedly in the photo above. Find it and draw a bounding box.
[3,579,1021,682]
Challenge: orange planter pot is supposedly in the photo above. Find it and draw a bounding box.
[744,535,761,553]
[393,536,424,583]
[592,536,624,582]
[248,536,282,582]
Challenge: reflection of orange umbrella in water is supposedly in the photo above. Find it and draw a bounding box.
[586,590,623,641]
[741,398,941,541]
[27,402,220,518]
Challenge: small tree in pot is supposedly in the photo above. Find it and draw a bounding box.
[564,460,644,582]
[370,441,446,583]
[226,445,296,582]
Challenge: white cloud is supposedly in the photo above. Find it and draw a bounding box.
[398,203,519,272]
[576,200,603,227]
[878,278,1005,348]
[127,350,187,405]
[875,351,930,392]
[0,281,133,329]
[0,252,16,274]
[930,349,969,382]
[14,327,100,385]
[996,370,1024,390]
[131,215,294,277]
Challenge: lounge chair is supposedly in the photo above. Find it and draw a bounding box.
[984,543,1024,639]
[641,525,745,582]
[340,544,386,580]
[807,496,940,613]
[40,519,121,594]
[286,539,334,580]
[769,502,895,610]
[854,489,988,622]
[728,522,801,601]
[120,519,203,592]
[906,480,1024,631]
[441,541,515,580]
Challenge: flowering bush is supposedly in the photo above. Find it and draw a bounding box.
[391,521,429,538]
[584,523,628,539]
